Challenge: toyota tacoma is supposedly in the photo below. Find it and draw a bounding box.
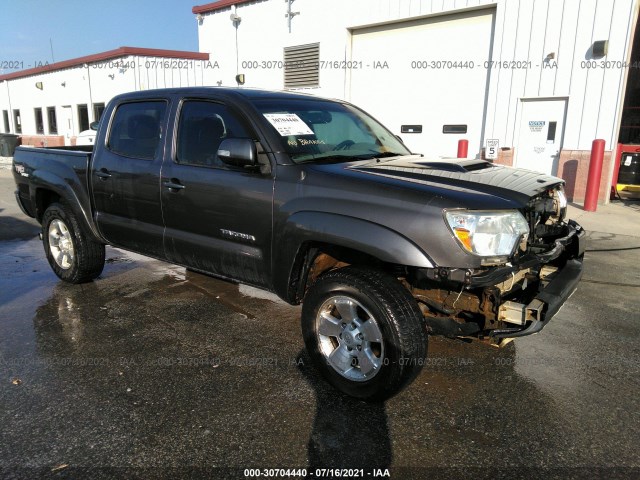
[12,87,585,400]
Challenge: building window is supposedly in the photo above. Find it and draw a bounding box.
[93,103,105,123]
[2,111,8,133]
[107,101,167,159]
[47,107,58,134]
[78,104,90,132]
[283,42,320,89]
[13,110,22,134]
[34,108,44,134]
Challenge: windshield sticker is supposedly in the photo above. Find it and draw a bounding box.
[263,113,314,136]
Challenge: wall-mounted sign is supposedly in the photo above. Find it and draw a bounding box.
[485,139,499,160]
[528,121,546,133]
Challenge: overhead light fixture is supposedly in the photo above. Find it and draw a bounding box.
[35,82,43,90]
[230,13,241,25]
[196,13,203,24]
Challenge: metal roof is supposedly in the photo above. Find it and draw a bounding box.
[192,0,256,15]
[0,47,209,82]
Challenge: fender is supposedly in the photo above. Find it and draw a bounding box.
[273,211,435,301]
[29,169,104,243]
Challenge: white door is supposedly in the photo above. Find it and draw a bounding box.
[349,9,495,157]
[60,105,74,146]
[514,99,567,175]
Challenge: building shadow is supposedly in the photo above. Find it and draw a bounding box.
[295,350,392,473]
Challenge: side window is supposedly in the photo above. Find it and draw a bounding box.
[176,101,252,168]
[93,103,106,123]
[108,101,167,160]
[47,107,57,134]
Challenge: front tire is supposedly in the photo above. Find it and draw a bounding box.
[42,202,105,283]
[301,266,428,401]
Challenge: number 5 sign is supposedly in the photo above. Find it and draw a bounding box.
[485,139,499,160]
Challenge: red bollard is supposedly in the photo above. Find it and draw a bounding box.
[584,139,606,212]
[457,139,468,159]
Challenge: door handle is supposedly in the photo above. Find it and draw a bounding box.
[95,168,112,180]
[164,179,186,191]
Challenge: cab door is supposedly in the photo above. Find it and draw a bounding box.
[91,99,169,258]
[160,99,274,287]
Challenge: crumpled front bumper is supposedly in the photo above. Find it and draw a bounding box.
[490,220,586,339]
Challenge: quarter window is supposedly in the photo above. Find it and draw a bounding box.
[176,101,252,167]
[108,101,167,159]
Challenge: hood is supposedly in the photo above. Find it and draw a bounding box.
[346,156,563,206]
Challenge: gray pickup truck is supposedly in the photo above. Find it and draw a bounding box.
[12,87,585,400]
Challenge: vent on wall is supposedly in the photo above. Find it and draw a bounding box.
[284,43,320,89]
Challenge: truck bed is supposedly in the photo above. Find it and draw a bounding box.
[13,145,94,223]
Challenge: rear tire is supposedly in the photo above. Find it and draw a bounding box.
[42,202,105,283]
[301,266,428,401]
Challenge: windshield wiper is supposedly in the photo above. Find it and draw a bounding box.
[354,152,408,160]
[295,155,363,164]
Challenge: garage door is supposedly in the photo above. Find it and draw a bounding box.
[349,9,495,158]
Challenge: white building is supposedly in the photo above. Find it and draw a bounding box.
[193,0,640,202]
[0,46,215,147]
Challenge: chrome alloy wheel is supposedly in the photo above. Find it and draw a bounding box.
[315,295,385,382]
[48,219,75,270]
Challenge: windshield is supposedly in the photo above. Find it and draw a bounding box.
[252,98,411,163]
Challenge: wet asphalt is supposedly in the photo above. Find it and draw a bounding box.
[0,169,639,479]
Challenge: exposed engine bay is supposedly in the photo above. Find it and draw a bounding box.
[407,186,585,346]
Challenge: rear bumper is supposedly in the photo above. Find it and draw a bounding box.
[490,222,585,339]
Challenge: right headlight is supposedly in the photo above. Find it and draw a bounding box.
[445,210,530,257]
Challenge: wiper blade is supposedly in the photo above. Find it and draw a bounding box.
[295,155,361,164]
[355,152,408,160]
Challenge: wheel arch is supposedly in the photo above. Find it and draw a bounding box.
[274,212,435,303]
[31,170,103,243]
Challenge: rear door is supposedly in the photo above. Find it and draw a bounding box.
[161,98,274,287]
[91,99,169,258]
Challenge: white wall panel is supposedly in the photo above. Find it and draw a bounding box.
[538,0,564,96]
[562,0,598,149]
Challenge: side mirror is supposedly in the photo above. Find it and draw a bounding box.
[89,121,100,131]
[217,138,257,168]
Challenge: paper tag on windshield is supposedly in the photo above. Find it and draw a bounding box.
[263,113,314,136]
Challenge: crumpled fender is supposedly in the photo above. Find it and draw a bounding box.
[273,211,434,301]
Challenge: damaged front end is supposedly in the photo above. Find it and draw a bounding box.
[410,186,585,346]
